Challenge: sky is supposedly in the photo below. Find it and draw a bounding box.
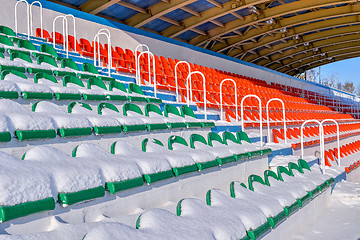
[313,57,360,87]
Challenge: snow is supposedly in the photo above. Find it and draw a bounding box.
[0,80,18,92]
[266,174,309,199]
[100,107,146,126]
[24,146,103,195]
[112,141,173,175]
[193,141,233,158]
[252,181,297,207]
[231,181,284,217]
[0,151,52,206]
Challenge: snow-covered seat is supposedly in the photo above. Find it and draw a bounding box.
[32,101,93,137]
[163,104,187,129]
[72,143,144,194]
[63,75,107,101]
[177,197,250,240]
[264,170,311,207]
[189,133,236,166]
[206,189,271,239]
[0,151,55,222]
[128,82,162,104]
[168,135,219,171]
[106,80,129,101]
[68,101,122,135]
[1,69,53,100]
[98,102,146,133]
[78,62,114,82]
[230,181,287,228]
[248,174,299,216]
[111,141,174,184]
[23,146,105,206]
[0,99,56,140]
[142,138,198,176]
[180,105,215,128]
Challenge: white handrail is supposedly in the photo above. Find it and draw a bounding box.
[135,44,150,85]
[93,30,111,76]
[52,15,68,57]
[174,61,190,102]
[138,51,157,98]
[29,1,42,38]
[321,119,340,167]
[15,0,30,40]
[186,71,207,120]
[220,78,237,122]
[300,119,325,174]
[98,28,111,69]
[266,98,286,144]
[65,14,77,53]
[240,94,263,146]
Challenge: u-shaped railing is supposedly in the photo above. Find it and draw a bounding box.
[321,119,340,167]
[65,14,77,53]
[186,71,207,120]
[15,0,30,40]
[135,44,150,85]
[300,120,324,173]
[266,98,286,144]
[52,15,68,53]
[240,95,263,146]
[220,78,237,122]
[138,51,157,98]
[93,29,112,76]
[29,1,43,38]
[174,61,190,102]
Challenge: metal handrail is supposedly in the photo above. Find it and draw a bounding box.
[15,0,30,40]
[240,94,263,146]
[186,71,207,120]
[135,44,150,85]
[29,1,42,38]
[220,78,237,122]
[138,51,157,98]
[174,61,190,102]
[65,14,77,53]
[300,119,324,174]
[52,15,68,57]
[266,98,286,144]
[93,29,111,76]
[321,119,340,167]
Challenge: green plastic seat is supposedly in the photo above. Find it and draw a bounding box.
[0,26,16,36]
[121,103,147,132]
[0,70,22,99]
[16,129,57,141]
[189,133,222,169]
[163,104,186,129]
[180,105,203,128]
[58,186,105,206]
[144,104,163,117]
[222,131,240,144]
[0,47,4,59]
[17,39,37,51]
[80,62,114,81]
[168,135,188,150]
[297,159,333,192]
[63,75,84,87]
[39,44,63,60]
[0,35,14,46]
[34,72,58,84]
[107,81,128,101]
[87,77,107,90]
[0,52,27,73]
[237,131,251,143]
[127,82,161,103]
[27,55,55,75]
[0,131,11,142]
[0,197,55,222]
[68,101,92,113]
[206,189,271,240]
[128,82,145,95]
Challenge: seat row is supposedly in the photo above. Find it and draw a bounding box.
[324,140,360,170]
[82,159,334,240]
[0,131,271,222]
[0,99,214,142]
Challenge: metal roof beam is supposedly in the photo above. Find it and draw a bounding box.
[180,6,201,17]
[207,0,223,8]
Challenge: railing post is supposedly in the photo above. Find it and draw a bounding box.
[174,61,190,103]
[300,120,324,174]
[321,119,340,167]
[135,44,150,85]
[93,29,111,76]
[138,51,157,98]
[65,14,77,53]
[15,0,30,40]
[30,1,42,38]
[240,94,263,146]
[186,71,207,120]
[220,79,237,122]
[266,98,286,144]
[52,15,68,56]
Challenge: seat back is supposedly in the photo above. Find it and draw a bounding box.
[87,77,107,90]
[34,72,57,84]
[37,55,58,67]
[0,35,13,47]
[207,132,225,147]
[248,174,266,191]
[168,135,188,150]
[298,159,311,172]
[141,138,164,152]
[97,102,119,115]
[180,105,197,118]
[164,104,182,117]
[61,59,80,71]
[128,83,145,95]
[40,44,59,57]
[189,134,208,149]
[1,69,27,80]
[288,162,304,175]
[63,75,84,87]
[236,131,251,143]
[68,101,92,113]
[82,63,99,74]
[0,26,16,36]
[222,131,239,145]
[264,170,280,186]
[108,81,127,93]
[10,52,32,63]
[277,166,294,181]
[123,103,143,116]
[145,104,163,117]
[17,39,37,51]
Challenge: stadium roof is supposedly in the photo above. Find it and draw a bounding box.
[50,0,360,75]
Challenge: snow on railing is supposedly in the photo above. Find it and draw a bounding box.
[266,98,286,144]
[220,79,237,122]
[93,28,112,76]
[29,1,43,38]
[321,119,340,167]
[15,0,30,40]
[186,71,207,120]
[135,44,150,85]
[301,119,324,174]
[241,95,263,146]
[138,51,157,98]
[175,61,190,102]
